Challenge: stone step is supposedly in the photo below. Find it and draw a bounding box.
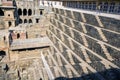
[56,54,63,66]
[81,13,86,22]
[68,39,75,50]
[81,34,88,47]
[65,65,73,78]
[97,28,108,42]
[81,47,91,63]
[81,23,87,33]
[67,50,75,64]
[98,43,113,61]
[54,67,60,77]
[69,28,74,38]
[95,16,104,27]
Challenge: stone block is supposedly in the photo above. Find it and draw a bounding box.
[105,45,120,61]
[85,37,106,58]
[90,61,106,72]
[57,21,63,31]
[52,8,54,12]
[103,30,120,48]
[60,66,67,76]
[64,26,72,37]
[84,13,99,27]
[59,9,64,16]
[65,18,72,27]
[66,10,73,19]
[59,15,64,23]
[86,50,101,62]
[73,30,84,45]
[73,20,84,33]
[54,14,58,20]
[72,41,86,61]
[73,11,83,22]
[85,24,102,40]
[73,64,84,75]
[99,16,120,32]
[55,8,59,14]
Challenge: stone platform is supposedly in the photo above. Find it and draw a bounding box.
[10,37,51,50]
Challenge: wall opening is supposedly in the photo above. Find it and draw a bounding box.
[3,36,6,41]
[24,19,27,23]
[39,78,42,80]
[0,50,6,61]
[28,9,32,16]
[19,19,22,24]
[18,8,22,15]
[8,14,10,17]
[0,51,6,57]
[17,33,20,39]
[23,9,27,16]
[36,19,39,23]
[29,19,32,23]
[8,21,12,27]
[0,9,4,16]
[40,10,43,15]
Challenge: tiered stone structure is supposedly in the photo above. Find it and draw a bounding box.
[0,0,120,80]
[46,0,120,80]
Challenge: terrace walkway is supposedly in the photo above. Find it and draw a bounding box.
[10,37,51,50]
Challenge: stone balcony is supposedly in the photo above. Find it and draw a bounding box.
[10,37,51,50]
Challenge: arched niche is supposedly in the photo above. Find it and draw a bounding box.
[40,10,43,15]
[18,8,22,15]
[23,9,27,16]
[8,21,12,27]
[0,51,6,57]
[29,19,32,23]
[17,33,20,39]
[28,9,32,16]
[24,19,27,23]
